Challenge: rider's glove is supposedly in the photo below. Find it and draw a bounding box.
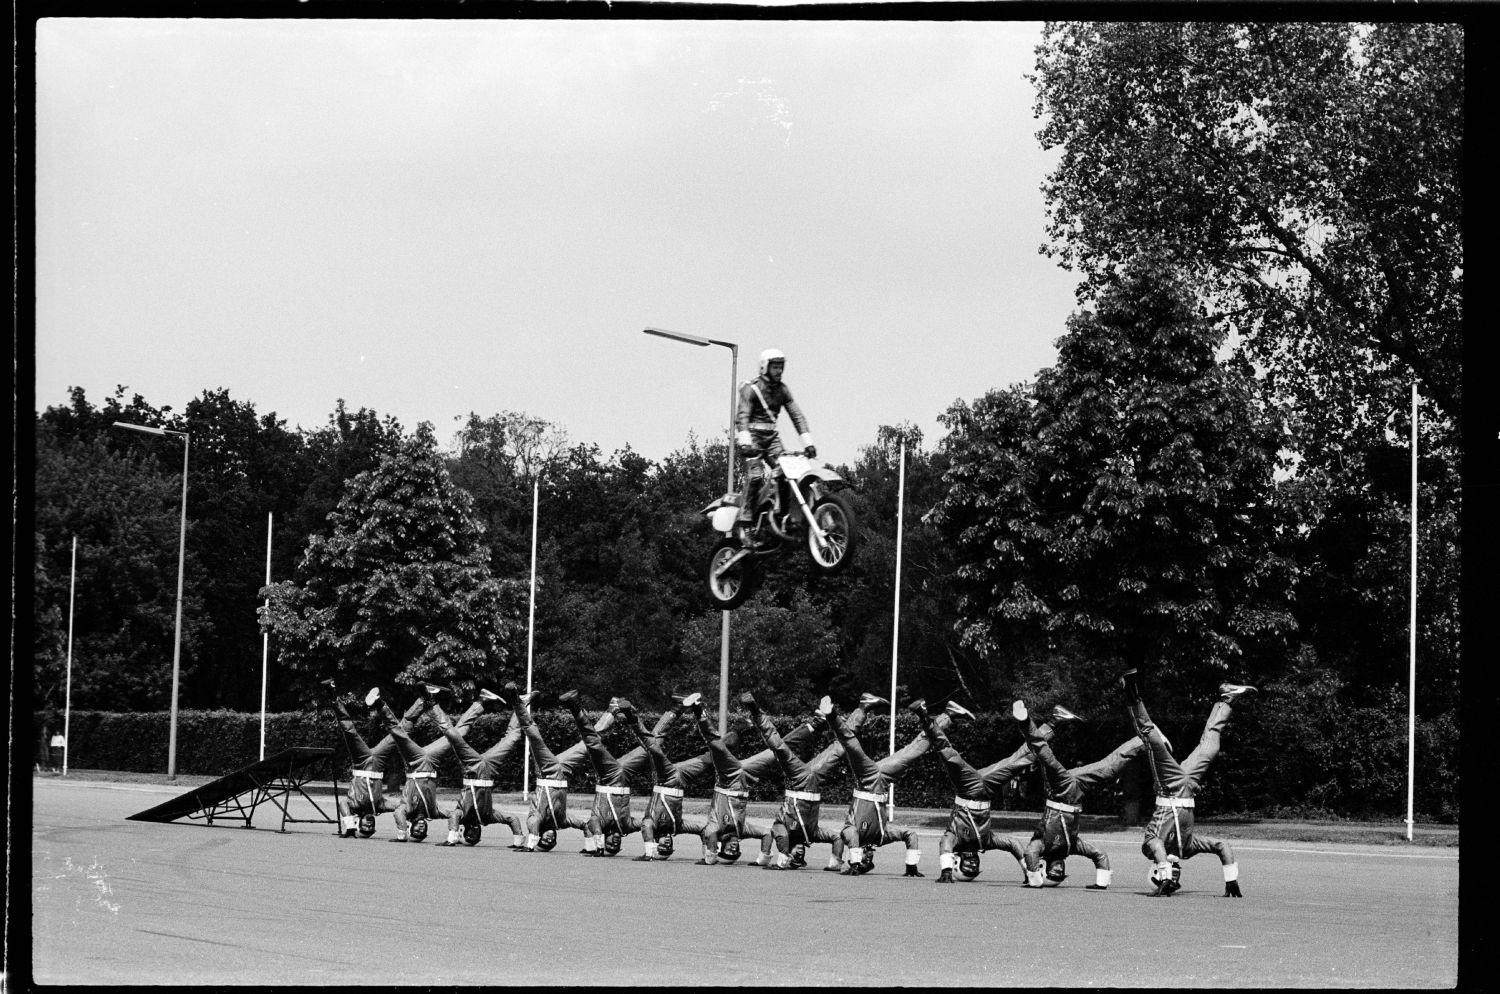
[803,445,817,459]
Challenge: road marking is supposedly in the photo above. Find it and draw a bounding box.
[1233,845,1457,860]
[1075,836,1457,860]
[1222,945,1247,949]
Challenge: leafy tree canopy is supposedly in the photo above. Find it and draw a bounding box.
[1032,22,1461,446]
[928,255,1298,694]
[261,423,526,694]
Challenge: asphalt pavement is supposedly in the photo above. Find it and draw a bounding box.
[28,778,1461,987]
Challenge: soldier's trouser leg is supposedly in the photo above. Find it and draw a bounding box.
[1124,698,1187,793]
[876,732,933,780]
[1023,836,1046,882]
[881,822,923,872]
[1179,701,1232,786]
[981,828,1027,863]
[1073,834,1112,887]
[440,793,479,845]
[484,805,525,840]
[1184,832,1240,890]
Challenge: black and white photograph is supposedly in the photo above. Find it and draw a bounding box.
[21,9,1467,988]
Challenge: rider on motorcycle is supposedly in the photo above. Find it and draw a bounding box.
[736,348,816,524]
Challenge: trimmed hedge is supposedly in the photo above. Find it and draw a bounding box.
[33,687,1457,822]
[37,708,1083,812]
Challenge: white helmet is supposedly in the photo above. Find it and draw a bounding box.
[759,348,786,377]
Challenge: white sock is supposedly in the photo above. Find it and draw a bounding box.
[848,847,864,864]
[825,856,842,869]
[446,830,461,844]
[905,849,921,866]
[1025,868,1045,887]
[752,852,769,866]
[643,841,658,857]
[526,833,539,848]
[1223,862,1239,882]
[395,829,408,841]
[939,853,956,871]
[1096,868,1112,887]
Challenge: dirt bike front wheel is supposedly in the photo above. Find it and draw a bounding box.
[706,537,761,610]
[806,492,856,575]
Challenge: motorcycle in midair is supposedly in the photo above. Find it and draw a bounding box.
[700,448,857,609]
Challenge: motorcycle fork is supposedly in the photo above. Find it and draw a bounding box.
[786,479,830,550]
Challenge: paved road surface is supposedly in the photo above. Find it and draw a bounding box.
[29,779,1459,987]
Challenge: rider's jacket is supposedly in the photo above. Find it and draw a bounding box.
[736,376,810,445]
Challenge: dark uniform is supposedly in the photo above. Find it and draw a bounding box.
[631,716,753,860]
[1019,710,1143,888]
[824,703,928,875]
[431,701,527,846]
[1122,679,1250,896]
[735,364,813,520]
[333,696,420,836]
[749,709,859,870]
[571,702,677,855]
[382,696,483,841]
[692,709,772,864]
[929,715,1041,883]
[515,700,607,851]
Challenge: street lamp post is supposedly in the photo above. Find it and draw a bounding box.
[643,327,737,734]
[114,421,190,779]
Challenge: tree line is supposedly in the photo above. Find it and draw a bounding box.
[30,22,1460,818]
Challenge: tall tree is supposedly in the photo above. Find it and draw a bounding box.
[33,424,208,710]
[1031,22,1462,437]
[446,410,571,579]
[644,435,732,609]
[677,587,841,715]
[288,400,407,546]
[260,424,526,694]
[835,424,981,705]
[161,389,311,709]
[928,255,1297,699]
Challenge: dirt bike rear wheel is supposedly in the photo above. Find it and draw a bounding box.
[805,492,856,575]
[706,537,761,609]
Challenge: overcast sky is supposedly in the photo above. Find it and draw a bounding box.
[35,17,1082,466]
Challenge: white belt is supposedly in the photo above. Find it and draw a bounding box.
[1047,799,1082,813]
[785,790,821,802]
[463,778,493,788]
[1156,796,1195,808]
[537,778,568,789]
[653,785,684,798]
[352,769,382,779]
[715,786,750,799]
[955,796,990,812]
[409,772,437,779]
[853,790,887,804]
[595,784,632,796]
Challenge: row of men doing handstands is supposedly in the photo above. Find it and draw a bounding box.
[327,668,1253,897]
